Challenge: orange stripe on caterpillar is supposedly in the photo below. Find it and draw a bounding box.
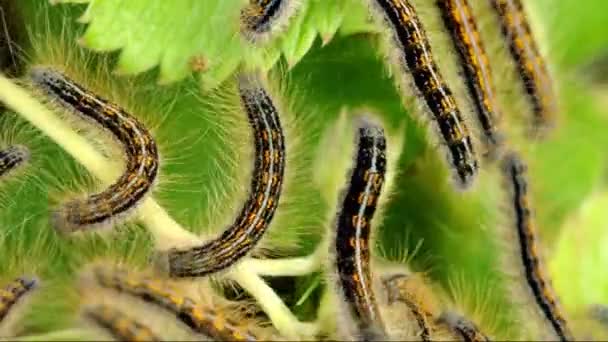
[29,67,159,233]
[166,73,285,277]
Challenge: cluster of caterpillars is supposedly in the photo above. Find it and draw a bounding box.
[330,0,571,340]
[0,63,290,339]
[0,0,595,341]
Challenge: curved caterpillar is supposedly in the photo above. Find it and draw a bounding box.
[368,0,479,187]
[84,304,161,342]
[29,67,159,233]
[166,74,285,278]
[0,276,37,325]
[491,0,556,134]
[0,145,29,179]
[93,267,259,341]
[500,152,572,341]
[334,117,387,340]
[437,0,503,157]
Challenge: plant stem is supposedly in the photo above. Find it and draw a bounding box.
[228,264,319,339]
[243,247,324,277]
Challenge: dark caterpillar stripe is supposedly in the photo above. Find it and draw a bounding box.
[501,152,572,341]
[84,304,161,342]
[93,267,258,341]
[383,274,433,341]
[29,67,159,233]
[437,0,503,156]
[335,117,387,340]
[491,0,556,133]
[370,0,479,187]
[437,311,491,342]
[0,276,37,324]
[0,145,29,179]
[242,0,285,33]
[166,73,285,277]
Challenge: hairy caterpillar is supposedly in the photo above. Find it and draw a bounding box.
[437,311,491,342]
[84,304,161,342]
[368,0,479,187]
[334,117,387,340]
[383,273,434,341]
[437,0,503,157]
[93,266,260,341]
[240,0,302,43]
[0,276,37,325]
[29,67,159,233]
[500,152,572,341]
[166,73,285,277]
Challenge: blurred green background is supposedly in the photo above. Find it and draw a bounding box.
[1,0,608,338]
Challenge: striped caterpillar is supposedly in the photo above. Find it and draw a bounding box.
[490,0,557,134]
[92,266,260,341]
[334,117,387,340]
[166,73,285,278]
[368,0,479,187]
[29,67,159,233]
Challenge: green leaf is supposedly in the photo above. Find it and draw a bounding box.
[64,0,373,86]
[310,0,345,45]
[80,0,245,84]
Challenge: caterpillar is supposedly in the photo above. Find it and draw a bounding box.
[0,276,37,325]
[334,117,387,340]
[84,304,161,342]
[500,152,572,341]
[437,311,491,342]
[166,73,285,278]
[383,273,434,341]
[0,145,29,179]
[368,0,479,187]
[240,0,302,43]
[437,0,503,157]
[28,67,159,233]
[93,266,259,341]
[490,0,556,134]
